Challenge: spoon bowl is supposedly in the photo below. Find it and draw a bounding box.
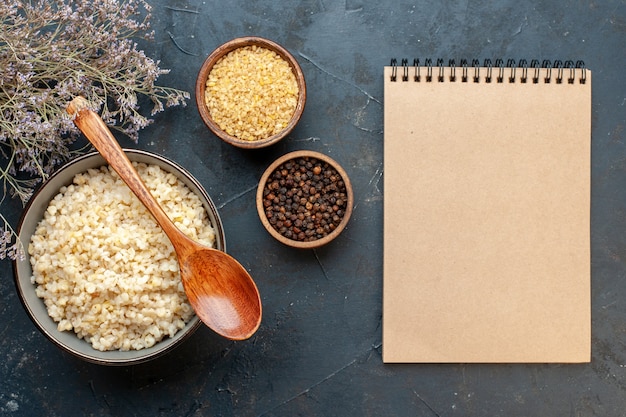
[67,96,262,340]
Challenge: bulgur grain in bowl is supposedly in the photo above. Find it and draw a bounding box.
[12,150,225,365]
[195,36,306,149]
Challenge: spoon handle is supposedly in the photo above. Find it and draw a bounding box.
[66,97,183,245]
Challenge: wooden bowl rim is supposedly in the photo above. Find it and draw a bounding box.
[256,150,353,249]
[195,36,307,149]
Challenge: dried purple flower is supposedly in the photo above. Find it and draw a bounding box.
[0,215,24,261]
[0,0,190,260]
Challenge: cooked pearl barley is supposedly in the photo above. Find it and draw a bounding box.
[28,163,216,352]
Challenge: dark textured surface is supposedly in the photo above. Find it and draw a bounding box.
[1,1,625,416]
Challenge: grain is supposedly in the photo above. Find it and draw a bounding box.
[204,45,299,141]
[28,163,216,351]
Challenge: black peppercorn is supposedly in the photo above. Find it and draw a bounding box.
[262,156,348,242]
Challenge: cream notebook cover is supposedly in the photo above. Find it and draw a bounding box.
[382,60,591,363]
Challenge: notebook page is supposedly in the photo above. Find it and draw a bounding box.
[382,65,591,363]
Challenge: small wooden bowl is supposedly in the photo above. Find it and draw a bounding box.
[257,150,353,249]
[195,37,306,149]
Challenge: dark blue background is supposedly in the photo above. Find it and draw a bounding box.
[1,1,625,415]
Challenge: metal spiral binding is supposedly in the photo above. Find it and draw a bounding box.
[389,58,586,84]
[390,58,398,81]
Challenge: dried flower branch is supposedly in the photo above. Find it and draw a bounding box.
[0,0,190,260]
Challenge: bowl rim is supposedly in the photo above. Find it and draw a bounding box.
[12,149,225,365]
[256,150,353,249]
[195,36,307,149]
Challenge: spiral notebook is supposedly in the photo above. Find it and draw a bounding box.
[383,59,591,363]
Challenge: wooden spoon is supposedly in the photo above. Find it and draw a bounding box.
[67,96,262,340]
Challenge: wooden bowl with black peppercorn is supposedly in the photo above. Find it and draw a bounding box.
[256,150,353,249]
